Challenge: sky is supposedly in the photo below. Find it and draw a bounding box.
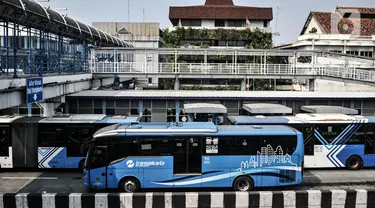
[42,0,375,45]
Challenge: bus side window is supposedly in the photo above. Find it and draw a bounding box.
[67,128,80,157]
[139,136,174,156]
[90,146,107,169]
[230,136,250,155]
[38,124,65,147]
[315,124,346,143]
[0,127,9,156]
[348,125,365,145]
[262,136,297,155]
[303,126,314,155]
[107,138,140,165]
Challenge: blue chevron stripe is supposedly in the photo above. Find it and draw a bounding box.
[38,148,54,157]
[327,122,362,167]
[327,123,358,165]
[330,124,356,145]
[314,131,329,146]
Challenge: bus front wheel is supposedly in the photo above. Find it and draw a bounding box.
[119,177,140,193]
[346,156,363,170]
[233,176,254,192]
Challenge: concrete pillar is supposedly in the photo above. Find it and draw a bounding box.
[308,79,315,91]
[139,100,143,118]
[39,103,59,117]
[174,77,180,90]
[241,79,246,91]
[175,100,180,122]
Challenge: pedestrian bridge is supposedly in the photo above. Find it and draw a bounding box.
[91,62,375,83]
[90,48,375,85]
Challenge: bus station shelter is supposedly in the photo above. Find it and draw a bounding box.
[183,103,227,124]
[301,105,358,115]
[242,103,293,115]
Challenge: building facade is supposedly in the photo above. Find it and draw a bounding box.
[277,7,375,58]
[92,22,165,87]
[168,0,273,48]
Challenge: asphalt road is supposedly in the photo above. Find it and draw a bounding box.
[0,169,375,193]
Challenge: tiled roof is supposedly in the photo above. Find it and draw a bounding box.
[205,0,234,5]
[310,9,375,36]
[336,7,375,14]
[169,0,272,22]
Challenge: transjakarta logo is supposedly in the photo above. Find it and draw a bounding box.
[126,160,165,168]
[126,160,135,168]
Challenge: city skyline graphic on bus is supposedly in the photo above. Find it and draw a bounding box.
[240,145,297,170]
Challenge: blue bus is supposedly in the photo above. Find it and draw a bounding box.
[228,113,375,170]
[0,114,140,169]
[84,122,304,192]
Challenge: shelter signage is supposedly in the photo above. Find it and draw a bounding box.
[26,77,43,104]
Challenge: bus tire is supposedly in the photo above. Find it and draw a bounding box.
[119,177,140,193]
[346,155,363,170]
[233,176,254,192]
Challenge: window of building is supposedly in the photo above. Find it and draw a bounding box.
[227,20,245,27]
[360,51,373,58]
[215,20,225,27]
[346,51,359,56]
[330,50,342,54]
[263,21,268,27]
[181,19,201,27]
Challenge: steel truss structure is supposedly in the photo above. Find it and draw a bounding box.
[0,0,131,78]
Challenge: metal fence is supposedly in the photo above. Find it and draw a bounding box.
[90,62,375,83]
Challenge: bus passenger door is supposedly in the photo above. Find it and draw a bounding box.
[365,125,375,167]
[187,137,202,174]
[172,137,202,188]
[88,146,108,189]
[302,126,315,168]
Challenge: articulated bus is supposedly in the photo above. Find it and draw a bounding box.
[0,114,140,169]
[84,122,304,192]
[228,113,375,170]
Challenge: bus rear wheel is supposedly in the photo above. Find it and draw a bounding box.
[119,177,140,193]
[346,156,363,170]
[233,176,253,192]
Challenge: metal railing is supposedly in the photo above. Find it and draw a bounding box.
[90,62,375,83]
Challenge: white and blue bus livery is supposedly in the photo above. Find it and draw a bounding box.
[228,113,375,170]
[0,114,140,169]
[84,122,304,192]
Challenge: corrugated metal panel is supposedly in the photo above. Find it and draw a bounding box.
[67,90,375,99]
[92,22,160,41]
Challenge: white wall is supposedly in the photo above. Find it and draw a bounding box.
[249,20,265,28]
[202,20,215,28]
[303,17,325,35]
[296,79,375,92]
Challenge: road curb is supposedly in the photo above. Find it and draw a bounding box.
[1,189,375,208]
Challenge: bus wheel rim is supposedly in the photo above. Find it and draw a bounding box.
[239,180,249,191]
[125,181,136,192]
[350,160,359,168]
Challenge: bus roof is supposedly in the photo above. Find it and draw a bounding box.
[93,122,299,138]
[0,115,24,123]
[229,113,370,125]
[39,114,140,124]
[95,116,140,124]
